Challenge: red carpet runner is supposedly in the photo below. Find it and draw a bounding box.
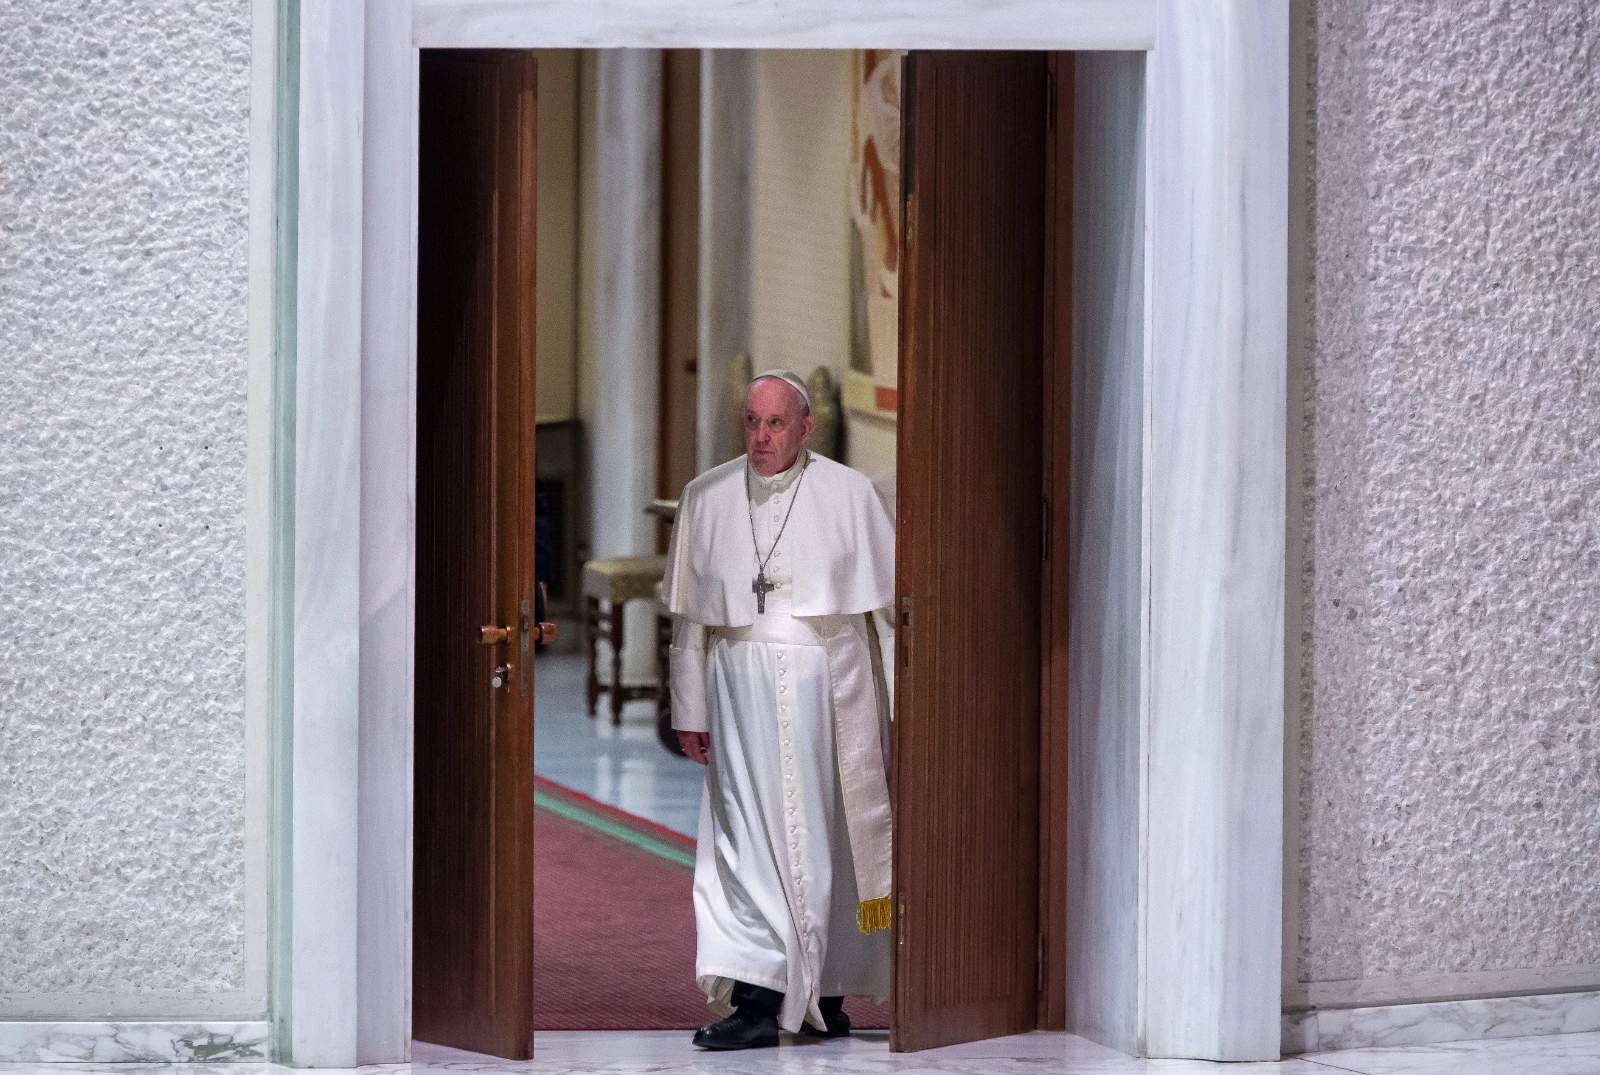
[533,776,890,1031]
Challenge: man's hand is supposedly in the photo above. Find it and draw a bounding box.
[678,730,710,765]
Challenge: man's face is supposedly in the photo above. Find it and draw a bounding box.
[744,378,816,477]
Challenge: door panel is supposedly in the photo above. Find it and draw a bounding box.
[414,50,538,1060]
[893,50,1049,1053]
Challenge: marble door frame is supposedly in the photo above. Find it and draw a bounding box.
[273,0,1286,1065]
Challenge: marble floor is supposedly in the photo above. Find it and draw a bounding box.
[533,648,704,837]
[3,1030,1596,1074]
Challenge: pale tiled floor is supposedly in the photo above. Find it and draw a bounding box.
[533,649,704,837]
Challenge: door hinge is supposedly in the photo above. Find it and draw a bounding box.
[899,596,914,670]
[1037,930,1047,992]
[1041,497,1052,561]
[1046,64,1057,131]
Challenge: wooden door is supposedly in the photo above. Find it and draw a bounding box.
[893,50,1050,1053]
[1036,50,1074,1033]
[414,50,538,1060]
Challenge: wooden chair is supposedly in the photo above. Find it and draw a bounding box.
[653,593,683,755]
[581,555,667,725]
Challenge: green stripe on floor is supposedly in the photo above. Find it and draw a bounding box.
[534,790,697,870]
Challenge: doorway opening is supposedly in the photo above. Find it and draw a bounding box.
[411,46,1072,1060]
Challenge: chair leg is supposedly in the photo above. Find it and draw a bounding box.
[610,599,626,726]
[584,595,600,718]
[655,612,680,756]
[655,612,672,724]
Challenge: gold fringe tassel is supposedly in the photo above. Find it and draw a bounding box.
[856,895,893,934]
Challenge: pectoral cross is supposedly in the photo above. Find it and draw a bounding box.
[752,571,776,614]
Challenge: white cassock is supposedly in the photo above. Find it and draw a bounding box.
[664,449,895,1034]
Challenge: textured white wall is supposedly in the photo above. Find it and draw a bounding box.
[1294,0,1600,1004]
[0,0,257,1012]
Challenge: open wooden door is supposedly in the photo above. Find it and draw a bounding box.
[414,50,538,1060]
[1037,50,1074,1034]
[892,50,1050,1052]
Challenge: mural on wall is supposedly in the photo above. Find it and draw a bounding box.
[846,49,904,421]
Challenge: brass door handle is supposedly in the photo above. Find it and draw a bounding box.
[486,623,556,645]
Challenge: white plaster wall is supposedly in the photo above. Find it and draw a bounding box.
[749,49,897,486]
[0,0,259,1013]
[533,49,581,426]
[1294,0,1600,1005]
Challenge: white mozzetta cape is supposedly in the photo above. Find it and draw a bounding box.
[662,453,895,626]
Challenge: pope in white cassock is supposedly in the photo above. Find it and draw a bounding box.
[663,369,896,1050]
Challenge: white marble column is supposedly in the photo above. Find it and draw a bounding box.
[355,0,416,1064]
[286,0,364,1066]
[695,49,754,474]
[1141,0,1288,1061]
[592,50,662,682]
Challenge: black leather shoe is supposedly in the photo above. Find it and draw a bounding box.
[691,1009,779,1050]
[693,982,783,1050]
[800,996,851,1038]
